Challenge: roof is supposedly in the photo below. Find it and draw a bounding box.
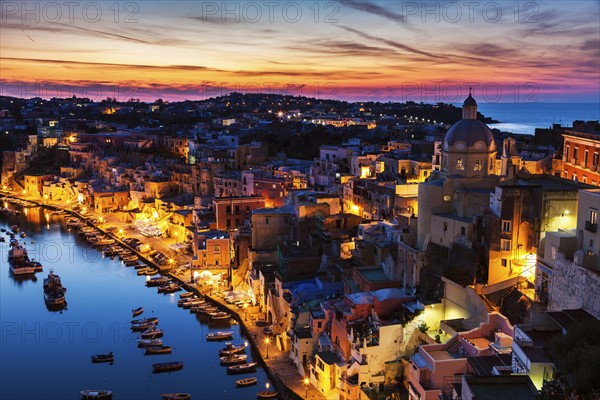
[443,119,495,148]
[464,375,537,400]
[316,351,340,365]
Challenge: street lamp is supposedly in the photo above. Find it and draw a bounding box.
[304,377,309,399]
[265,337,270,359]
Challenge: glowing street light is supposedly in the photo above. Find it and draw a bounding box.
[304,377,310,399]
[265,337,270,359]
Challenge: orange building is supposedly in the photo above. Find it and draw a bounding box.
[562,131,600,185]
[212,196,265,230]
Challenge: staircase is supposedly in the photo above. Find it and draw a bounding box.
[479,294,497,312]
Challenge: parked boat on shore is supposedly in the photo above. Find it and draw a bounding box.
[152,361,183,373]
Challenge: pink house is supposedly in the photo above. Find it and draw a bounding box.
[408,312,514,400]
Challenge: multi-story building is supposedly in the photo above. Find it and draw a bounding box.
[562,130,600,185]
[192,230,231,270]
[212,196,265,230]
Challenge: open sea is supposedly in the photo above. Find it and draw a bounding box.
[471,103,600,135]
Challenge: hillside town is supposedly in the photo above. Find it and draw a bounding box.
[1,92,599,400]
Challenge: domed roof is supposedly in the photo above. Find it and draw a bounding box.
[463,94,477,107]
[443,119,495,149]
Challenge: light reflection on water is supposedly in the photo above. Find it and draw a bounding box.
[0,206,268,400]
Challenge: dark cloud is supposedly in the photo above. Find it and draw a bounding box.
[338,0,406,23]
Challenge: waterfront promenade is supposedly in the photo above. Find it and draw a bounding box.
[3,192,326,400]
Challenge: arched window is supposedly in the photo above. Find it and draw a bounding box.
[474,159,483,171]
[456,158,464,170]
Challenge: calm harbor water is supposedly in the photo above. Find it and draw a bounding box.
[0,206,269,400]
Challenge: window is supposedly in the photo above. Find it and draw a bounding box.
[443,222,448,232]
[501,239,511,251]
[213,245,220,254]
[461,226,466,235]
[501,259,508,267]
[474,158,483,171]
[215,260,219,266]
[566,145,570,159]
[226,219,231,228]
[583,176,588,183]
[456,158,464,171]
[265,218,269,225]
[591,210,598,224]
[573,174,577,181]
[574,147,579,160]
[502,220,512,232]
[593,152,599,166]
[584,150,589,166]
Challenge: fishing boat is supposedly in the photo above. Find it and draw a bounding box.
[122,254,138,263]
[30,261,43,272]
[206,331,234,341]
[131,322,155,332]
[145,345,172,355]
[11,225,19,232]
[132,307,143,317]
[131,317,158,325]
[19,231,26,238]
[91,352,114,363]
[210,311,231,320]
[140,327,164,339]
[219,343,247,356]
[227,362,258,374]
[144,268,159,275]
[180,292,194,299]
[235,377,258,387]
[257,390,278,399]
[136,267,150,275]
[152,361,184,373]
[80,389,112,399]
[138,338,163,348]
[146,276,169,287]
[43,270,67,307]
[158,282,181,293]
[220,354,247,365]
[161,394,191,400]
[182,299,204,309]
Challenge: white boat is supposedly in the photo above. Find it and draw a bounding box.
[81,389,112,399]
[206,331,234,341]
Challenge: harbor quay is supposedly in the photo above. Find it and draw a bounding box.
[2,192,323,400]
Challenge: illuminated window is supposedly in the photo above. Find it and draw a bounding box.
[591,210,597,225]
[501,239,511,251]
[502,220,512,232]
[456,159,464,171]
[474,159,483,171]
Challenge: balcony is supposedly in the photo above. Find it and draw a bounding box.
[585,221,598,233]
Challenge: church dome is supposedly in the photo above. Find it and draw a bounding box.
[443,119,495,150]
[463,94,477,107]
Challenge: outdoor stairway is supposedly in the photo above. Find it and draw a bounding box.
[479,294,497,312]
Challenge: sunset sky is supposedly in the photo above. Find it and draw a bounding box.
[1,0,599,102]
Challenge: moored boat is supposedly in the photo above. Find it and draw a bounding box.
[152,361,183,373]
[227,362,258,374]
[257,390,278,399]
[43,270,66,307]
[144,268,159,275]
[206,331,234,341]
[236,377,258,387]
[131,322,155,332]
[131,317,158,325]
[140,327,164,339]
[210,311,231,320]
[220,354,247,365]
[146,276,168,287]
[80,389,112,399]
[158,282,181,293]
[132,307,143,317]
[161,394,191,400]
[91,352,114,363]
[145,345,172,355]
[138,338,163,348]
[219,342,247,356]
[179,291,194,299]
